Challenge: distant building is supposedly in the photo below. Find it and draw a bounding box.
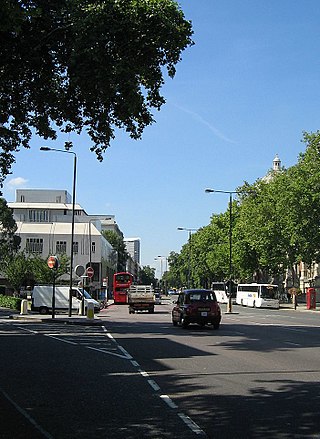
[91,214,124,238]
[7,189,118,295]
[124,238,140,264]
[124,238,141,281]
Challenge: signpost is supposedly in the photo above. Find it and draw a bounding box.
[47,256,59,318]
[86,267,94,279]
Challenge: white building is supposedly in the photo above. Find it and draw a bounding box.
[124,238,141,280]
[124,238,140,264]
[7,189,117,295]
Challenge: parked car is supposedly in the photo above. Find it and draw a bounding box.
[172,289,221,329]
[168,289,178,295]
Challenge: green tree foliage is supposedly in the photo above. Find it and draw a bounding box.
[279,131,320,265]
[102,230,128,271]
[30,253,70,284]
[0,198,21,259]
[1,253,31,294]
[233,181,285,281]
[1,253,70,294]
[0,0,193,187]
[167,131,320,286]
[139,265,156,285]
[163,251,182,288]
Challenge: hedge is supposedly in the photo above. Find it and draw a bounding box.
[0,295,22,310]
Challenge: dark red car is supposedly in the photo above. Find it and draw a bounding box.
[172,289,221,329]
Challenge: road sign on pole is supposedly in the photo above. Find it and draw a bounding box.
[75,265,85,277]
[47,255,59,270]
[86,267,94,278]
[47,256,59,320]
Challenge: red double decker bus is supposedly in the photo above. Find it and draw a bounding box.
[113,272,134,304]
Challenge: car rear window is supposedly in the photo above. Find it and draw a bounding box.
[186,291,217,303]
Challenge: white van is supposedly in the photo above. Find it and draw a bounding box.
[31,285,100,314]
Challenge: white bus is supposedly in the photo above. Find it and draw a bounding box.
[211,282,229,304]
[236,283,280,309]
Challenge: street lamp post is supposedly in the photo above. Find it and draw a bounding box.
[177,227,198,288]
[205,188,237,313]
[40,147,77,317]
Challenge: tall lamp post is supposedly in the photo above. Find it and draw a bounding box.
[205,188,237,313]
[40,147,77,317]
[177,227,198,288]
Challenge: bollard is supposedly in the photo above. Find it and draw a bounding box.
[78,302,83,316]
[87,302,94,320]
[20,299,28,315]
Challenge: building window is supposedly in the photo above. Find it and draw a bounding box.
[73,242,79,254]
[26,238,43,254]
[91,241,96,254]
[56,241,67,254]
[28,210,49,223]
[20,195,25,202]
[56,196,61,203]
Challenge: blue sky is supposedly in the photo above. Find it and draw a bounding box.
[3,1,320,278]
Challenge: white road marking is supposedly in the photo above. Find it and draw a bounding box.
[100,326,207,436]
[284,341,301,346]
[160,394,178,409]
[16,323,208,437]
[178,412,206,435]
[148,379,161,391]
[130,360,140,367]
[45,335,77,345]
[1,389,54,439]
[87,345,132,359]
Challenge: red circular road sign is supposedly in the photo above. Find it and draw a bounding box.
[86,267,94,278]
[47,255,59,269]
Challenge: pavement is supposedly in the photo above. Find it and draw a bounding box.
[0,300,116,325]
[280,303,320,312]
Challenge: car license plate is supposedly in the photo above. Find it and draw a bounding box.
[201,311,208,317]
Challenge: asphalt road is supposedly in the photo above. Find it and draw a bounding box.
[1,301,320,438]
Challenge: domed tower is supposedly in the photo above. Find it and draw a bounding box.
[262,154,282,182]
[273,154,281,172]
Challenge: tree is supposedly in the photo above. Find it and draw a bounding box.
[139,265,156,285]
[1,252,31,295]
[166,131,320,286]
[164,251,182,288]
[1,252,70,294]
[0,0,193,187]
[233,180,285,282]
[30,253,70,284]
[0,198,21,260]
[102,230,128,272]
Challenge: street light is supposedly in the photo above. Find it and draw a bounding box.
[40,146,77,317]
[205,188,237,313]
[177,227,198,288]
